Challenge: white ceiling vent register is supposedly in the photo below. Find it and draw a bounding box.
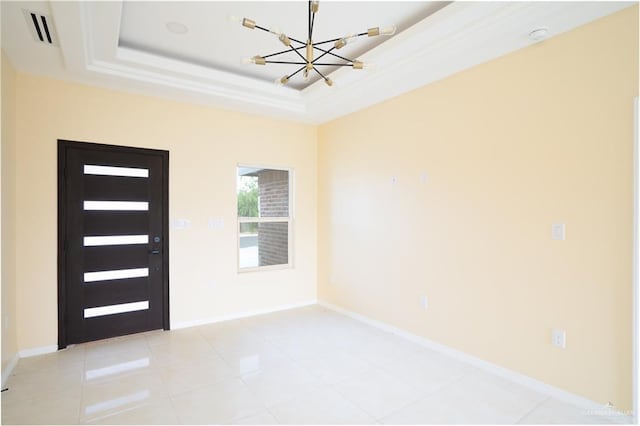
[22,9,57,46]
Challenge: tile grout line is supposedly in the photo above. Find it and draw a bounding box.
[263,405,282,425]
[373,366,481,423]
[512,396,551,425]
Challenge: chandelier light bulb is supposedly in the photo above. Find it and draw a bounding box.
[324,78,333,87]
[303,69,310,81]
[379,26,397,36]
[278,33,291,47]
[354,62,376,71]
[311,1,319,13]
[275,75,289,86]
[367,26,396,37]
[346,34,361,43]
[335,34,361,49]
[242,18,256,29]
[242,56,265,65]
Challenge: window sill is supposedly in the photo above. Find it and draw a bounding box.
[237,264,293,274]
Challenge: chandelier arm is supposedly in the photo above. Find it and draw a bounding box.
[308,1,311,40]
[254,25,274,34]
[312,47,356,63]
[291,47,308,63]
[312,46,336,64]
[253,35,356,65]
[312,32,368,46]
[312,38,341,46]
[265,61,308,65]
[252,25,307,45]
[263,45,306,59]
[287,36,306,45]
[269,37,307,63]
[313,63,354,66]
[288,65,307,79]
[312,66,329,81]
[310,11,316,40]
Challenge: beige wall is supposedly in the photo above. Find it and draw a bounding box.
[2,51,19,375]
[13,72,317,351]
[3,2,637,412]
[318,6,638,411]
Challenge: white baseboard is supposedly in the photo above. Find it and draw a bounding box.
[1,353,19,387]
[2,345,58,386]
[171,299,317,330]
[18,345,58,358]
[318,300,631,419]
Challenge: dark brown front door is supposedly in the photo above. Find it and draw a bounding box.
[58,140,169,348]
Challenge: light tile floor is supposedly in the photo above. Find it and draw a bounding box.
[1,305,632,424]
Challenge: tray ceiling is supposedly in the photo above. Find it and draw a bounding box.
[1,1,634,124]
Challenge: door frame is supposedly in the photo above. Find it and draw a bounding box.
[57,139,170,349]
[633,96,638,422]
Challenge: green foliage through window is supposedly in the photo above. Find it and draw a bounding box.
[238,176,258,233]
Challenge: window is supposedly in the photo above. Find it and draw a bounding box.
[237,166,292,271]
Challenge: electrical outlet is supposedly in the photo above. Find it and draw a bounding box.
[391,176,398,185]
[420,295,428,310]
[420,172,428,184]
[552,328,566,348]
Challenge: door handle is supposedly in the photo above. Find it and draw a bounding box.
[149,249,161,255]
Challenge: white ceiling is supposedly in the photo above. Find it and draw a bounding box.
[119,2,447,89]
[1,1,634,124]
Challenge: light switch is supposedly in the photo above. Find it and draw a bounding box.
[551,223,565,240]
[172,219,191,229]
[208,218,225,230]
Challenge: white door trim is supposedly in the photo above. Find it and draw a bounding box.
[633,95,638,423]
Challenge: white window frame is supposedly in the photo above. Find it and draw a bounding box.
[237,164,293,273]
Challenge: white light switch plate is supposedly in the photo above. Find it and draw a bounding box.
[208,218,225,230]
[172,219,191,229]
[420,295,428,310]
[551,223,566,240]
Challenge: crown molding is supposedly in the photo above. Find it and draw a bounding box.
[39,1,635,124]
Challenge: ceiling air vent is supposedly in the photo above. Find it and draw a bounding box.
[22,9,57,46]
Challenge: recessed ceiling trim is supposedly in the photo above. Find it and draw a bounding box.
[304,1,635,122]
[29,1,634,124]
[115,47,302,102]
[80,1,305,115]
[48,1,89,72]
[87,57,306,114]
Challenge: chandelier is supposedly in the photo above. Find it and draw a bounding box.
[234,1,396,87]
